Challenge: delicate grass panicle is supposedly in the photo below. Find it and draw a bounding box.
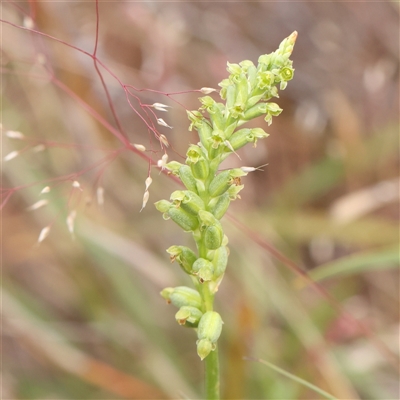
[155,32,297,399]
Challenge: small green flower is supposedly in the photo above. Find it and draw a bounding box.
[170,190,205,216]
[167,245,198,274]
[257,71,275,90]
[207,192,230,220]
[167,207,199,232]
[168,286,203,309]
[178,165,198,193]
[175,306,203,327]
[212,245,228,279]
[279,66,294,81]
[196,311,223,360]
[187,110,203,131]
[226,62,242,76]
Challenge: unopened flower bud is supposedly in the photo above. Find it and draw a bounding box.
[154,199,172,213]
[229,128,269,150]
[169,286,202,309]
[207,193,230,220]
[192,257,213,275]
[175,306,203,327]
[208,169,247,198]
[204,224,224,250]
[178,165,198,193]
[197,265,214,283]
[227,184,244,200]
[197,119,213,150]
[187,110,203,131]
[167,245,198,274]
[167,206,199,232]
[196,311,223,360]
[198,210,219,227]
[165,161,184,173]
[212,246,228,279]
[171,190,205,216]
[186,146,210,181]
[197,338,213,361]
[160,287,174,303]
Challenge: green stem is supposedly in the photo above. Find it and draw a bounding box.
[205,344,220,399]
[197,236,220,399]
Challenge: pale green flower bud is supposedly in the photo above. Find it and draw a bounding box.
[192,257,214,283]
[160,287,174,303]
[198,311,223,342]
[246,64,258,89]
[196,338,214,361]
[198,119,213,150]
[197,264,214,283]
[242,102,268,121]
[227,128,252,151]
[230,127,269,150]
[171,190,205,216]
[175,306,203,327]
[208,169,247,198]
[196,311,223,359]
[167,245,198,274]
[277,31,297,60]
[208,170,232,198]
[192,257,213,275]
[225,84,236,110]
[209,103,225,131]
[199,96,216,114]
[187,110,203,131]
[226,62,241,76]
[239,59,255,71]
[169,286,202,309]
[204,224,224,250]
[207,192,230,220]
[235,74,249,106]
[165,161,184,174]
[212,246,228,279]
[198,210,219,226]
[167,207,199,232]
[264,103,283,126]
[186,145,210,180]
[191,158,209,181]
[218,78,230,100]
[154,199,172,213]
[227,184,244,200]
[197,210,224,250]
[258,53,272,68]
[178,165,198,193]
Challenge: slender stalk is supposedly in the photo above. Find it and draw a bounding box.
[205,344,220,399]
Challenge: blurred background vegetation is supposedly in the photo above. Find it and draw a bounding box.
[2,1,399,399]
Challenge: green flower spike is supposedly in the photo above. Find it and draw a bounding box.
[155,31,297,398]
